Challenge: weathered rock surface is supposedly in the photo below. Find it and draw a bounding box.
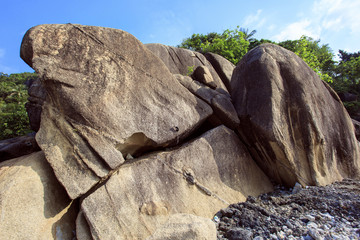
[21,24,213,199]
[147,214,217,240]
[192,65,217,89]
[231,43,360,187]
[352,119,360,141]
[26,77,46,132]
[0,151,77,239]
[175,74,239,130]
[80,125,273,240]
[0,132,40,161]
[76,211,93,240]
[146,43,228,92]
[204,52,235,91]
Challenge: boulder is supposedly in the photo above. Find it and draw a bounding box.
[26,77,46,132]
[0,132,40,161]
[80,125,273,240]
[175,74,239,130]
[146,43,228,92]
[338,92,358,102]
[231,43,360,187]
[204,52,235,91]
[192,65,217,89]
[352,119,360,141]
[76,211,93,240]
[20,24,212,199]
[146,214,217,240]
[0,151,77,239]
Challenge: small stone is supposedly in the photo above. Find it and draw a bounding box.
[247,196,256,203]
[253,236,264,240]
[302,234,313,240]
[320,212,333,221]
[277,231,286,239]
[286,220,294,229]
[225,228,253,240]
[307,222,318,229]
[270,233,278,240]
[292,182,303,194]
[309,229,323,240]
[125,153,134,160]
[305,214,316,222]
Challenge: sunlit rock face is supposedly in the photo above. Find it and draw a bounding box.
[21,24,213,199]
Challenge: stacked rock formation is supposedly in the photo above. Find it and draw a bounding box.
[0,24,359,239]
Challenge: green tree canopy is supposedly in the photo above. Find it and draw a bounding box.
[0,72,37,140]
[178,26,252,65]
[279,36,335,83]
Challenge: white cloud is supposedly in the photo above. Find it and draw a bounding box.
[272,0,360,43]
[273,19,320,41]
[313,0,360,34]
[243,9,264,27]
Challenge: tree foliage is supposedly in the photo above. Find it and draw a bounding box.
[279,36,335,83]
[178,27,250,65]
[180,27,360,119]
[0,72,37,140]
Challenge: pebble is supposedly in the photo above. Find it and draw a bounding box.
[305,214,316,222]
[307,221,318,229]
[215,179,360,240]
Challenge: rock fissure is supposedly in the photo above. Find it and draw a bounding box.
[162,158,230,205]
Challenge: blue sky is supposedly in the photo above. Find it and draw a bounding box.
[1,0,359,73]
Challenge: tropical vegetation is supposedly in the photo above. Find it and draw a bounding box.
[0,72,37,140]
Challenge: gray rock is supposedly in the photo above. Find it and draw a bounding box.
[192,65,217,89]
[338,92,357,102]
[225,228,253,240]
[352,118,360,141]
[0,132,40,161]
[146,43,228,93]
[216,179,360,240]
[211,94,240,130]
[175,74,240,130]
[231,43,360,187]
[204,52,235,91]
[76,211,93,240]
[25,77,46,132]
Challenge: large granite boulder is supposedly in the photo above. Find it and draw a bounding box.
[20,24,212,199]
[231,43,360,187]
[146,43,228,93]
[204,52,235,91]
[79,125,273,240]
[0,152,77,239]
